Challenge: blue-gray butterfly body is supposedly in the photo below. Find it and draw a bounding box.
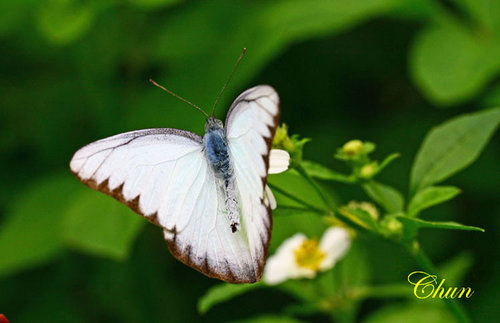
[203,117,233,180]
[203,117,240,232]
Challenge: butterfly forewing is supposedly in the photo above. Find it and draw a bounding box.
[69,85,280,283]
[70,129,204,223]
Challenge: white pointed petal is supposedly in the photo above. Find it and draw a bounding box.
[263,233,315,285]
[268,149,290,174]
[265,185,277,210]
[319,227,351,271]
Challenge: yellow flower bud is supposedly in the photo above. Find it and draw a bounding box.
[359,162,378,179]
[342,140,364,156]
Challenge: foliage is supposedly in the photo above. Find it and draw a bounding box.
[198,107,497,322]
[409,108,500,194]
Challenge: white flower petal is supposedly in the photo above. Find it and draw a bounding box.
[265,185,277,210]
[268,149,290,174]
[263,233,314,285]
[319,227,351,271]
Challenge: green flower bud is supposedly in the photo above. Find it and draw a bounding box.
[347,201,379,220]
[272,124,309,167]
[273,124,289,147]
[380,216,403,239]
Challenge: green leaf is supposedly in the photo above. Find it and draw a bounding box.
[438,252,474,286]
[335,242,371,288]
[449,0,500,33]
[362,142,376,155]
[410,107,500,194]
[408,186,461,217]
[275,279,324,303]
[230,315,305,323]
[362,181,405,213]
[384,0,435,21]
[35,0,99,45]
[410,16,500,105]
[301,160,356,183]
[127,0,182,10]
[198,282,263,314]
[363,302,456,323]
[0,174,80,277]
[63,190,144,260]
[399,217,484,240]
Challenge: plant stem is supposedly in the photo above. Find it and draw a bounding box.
[268,183,326,214]
[410,244,471,323]
[295,163,335,210]
[275,205,320,213]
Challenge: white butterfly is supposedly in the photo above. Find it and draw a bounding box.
[69,84,285,283]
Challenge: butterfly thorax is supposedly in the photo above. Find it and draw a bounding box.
[203,117,233,180]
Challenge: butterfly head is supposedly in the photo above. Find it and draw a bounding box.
[205,117,224,132]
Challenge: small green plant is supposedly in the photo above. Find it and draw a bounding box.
[199,107,499,323]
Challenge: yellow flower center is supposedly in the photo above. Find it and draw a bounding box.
[294,239,325,271]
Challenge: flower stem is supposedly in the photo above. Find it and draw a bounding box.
[275,205,321,213]
[295,163,335,210]
[268,183,326,214]
[409,244,471,323]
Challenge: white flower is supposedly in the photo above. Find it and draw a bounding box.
[264,149,290,210]
[268,149,290,174]
[263,227,351,285]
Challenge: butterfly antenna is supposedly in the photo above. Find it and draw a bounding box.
[149,78,209,118]
[211,48,246,117]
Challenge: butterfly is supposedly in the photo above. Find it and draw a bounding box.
[69,78,284,283]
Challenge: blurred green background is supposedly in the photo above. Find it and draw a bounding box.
[0,0,499,322]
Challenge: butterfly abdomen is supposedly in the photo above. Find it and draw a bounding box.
[224,178,240,233]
